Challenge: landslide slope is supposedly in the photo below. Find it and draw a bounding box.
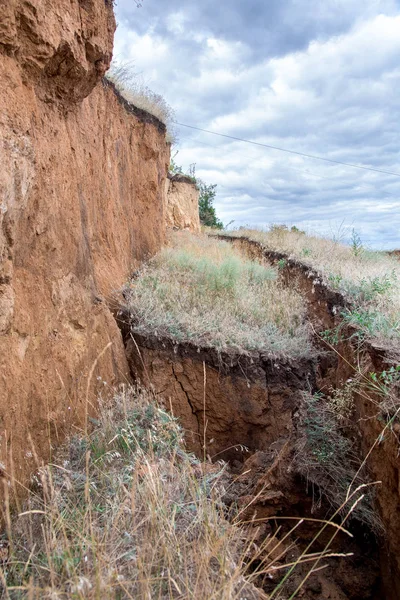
[217,227,400,598]
[0,0,169,491]
[121,231,388,599]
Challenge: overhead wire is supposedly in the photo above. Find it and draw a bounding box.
[176,132,400,201]
[177,134,366,185]
[175,126,399,247]
[175,122,400,178]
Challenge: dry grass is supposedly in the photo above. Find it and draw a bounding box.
[106,62,177,143]
[0,385,359,600]
[2,386,261,599]
[293,391,382,534]
[221,227,400,347]
[124,232,312,358]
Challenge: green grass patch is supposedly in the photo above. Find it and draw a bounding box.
[125,232,312,357]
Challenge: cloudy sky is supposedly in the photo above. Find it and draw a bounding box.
[113,0,400,249]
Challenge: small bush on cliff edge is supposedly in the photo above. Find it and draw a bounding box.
[198,180,224,229]
[168,155,224,229]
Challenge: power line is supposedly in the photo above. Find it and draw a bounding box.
[177,133,363,185]
[177,133,400,203]
[175,122,400,178]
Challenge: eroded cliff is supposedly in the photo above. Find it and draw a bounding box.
[0,0,169,488]
[165,174,200,232]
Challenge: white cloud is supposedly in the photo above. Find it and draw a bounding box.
[114,2,400,248]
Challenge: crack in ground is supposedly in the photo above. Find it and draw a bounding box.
[171,363,201,439]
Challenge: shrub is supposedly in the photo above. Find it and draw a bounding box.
[198,181,223,229]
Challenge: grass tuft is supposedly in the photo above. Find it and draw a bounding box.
[124,232,312,357]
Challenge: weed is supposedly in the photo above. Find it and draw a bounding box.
[320,326,341,345]
[369,366,400,392]
[366,366,400,419]
[291,225,306,234]
[352,272,397,302]
[327,378,359,422]
[342,307,397,342]
[169,151,184,176]
[277,258,287,270]
[350,228,364,258]
[328,273,343,288]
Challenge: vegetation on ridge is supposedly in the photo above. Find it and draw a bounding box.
[220,226,400,348]
[106,62,177,143]
[124,232,311,357]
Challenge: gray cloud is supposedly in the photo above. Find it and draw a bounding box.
[116,0,399,60]
[113,0,400,248]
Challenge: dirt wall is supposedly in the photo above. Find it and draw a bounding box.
[127,333,316,462]
[0,0,169,489]
[165,174,200,232]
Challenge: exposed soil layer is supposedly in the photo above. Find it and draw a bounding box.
[124,330,385,599]
[126,332,316,462]
[0,0,169,493]
[165,175,200,232]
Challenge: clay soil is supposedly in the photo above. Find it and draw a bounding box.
[126,332,316,462]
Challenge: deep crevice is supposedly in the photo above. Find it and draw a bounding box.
[171,362,201,439]
[108,235,398,599]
